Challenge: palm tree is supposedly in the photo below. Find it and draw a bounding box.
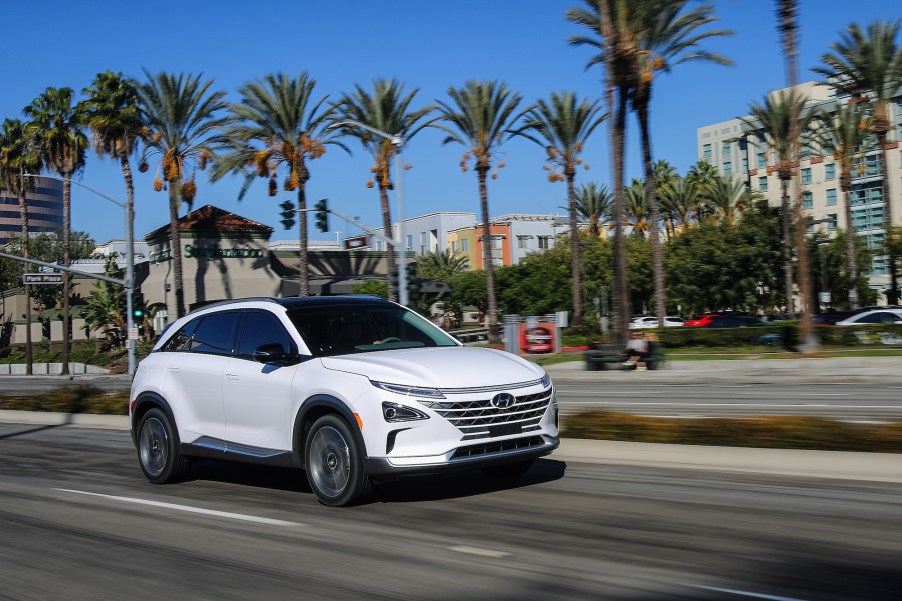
[24,87,89,375]
[414,249,469,280]
[137,71,229,318]
[745,90,818,314]
[701,174,756,225]
[631,0,733,326]
[686,159,719,190]
[436,80,525,342]
[658,175,699,236]
[653,159,679,190]
[336,79,435,302]
[0,119,43,375]
[815,19,902,304]
[574,182,613,236]
[810,104,875,309]
[213,72,347,297]
[568,0,647,341]
[521,91,605,326]
[623,178,649,236]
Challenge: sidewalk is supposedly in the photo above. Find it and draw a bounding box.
[545,355,902,383]
[1,410,900,484]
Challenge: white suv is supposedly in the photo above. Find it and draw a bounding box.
[130,296,559,506]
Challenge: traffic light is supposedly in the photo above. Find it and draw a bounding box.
[405,262,421,305]
[132,292,144,318]
[314,198,329,233]
[279,200,296,230]
[389,266,399,300]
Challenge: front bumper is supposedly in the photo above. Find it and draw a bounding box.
[364,434,559,477]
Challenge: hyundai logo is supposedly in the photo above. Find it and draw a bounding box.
[490,393,516,409]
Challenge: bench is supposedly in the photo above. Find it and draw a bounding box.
[584,341,666,371]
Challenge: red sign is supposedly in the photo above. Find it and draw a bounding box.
[344,236,369,250]
[519,323,556,354]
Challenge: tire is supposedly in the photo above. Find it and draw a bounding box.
[481,458,535,479]
[305,415,372,507]
[137,407,189,484]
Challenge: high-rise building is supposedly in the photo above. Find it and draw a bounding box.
[697,81,901,296]
[0,176,64,243]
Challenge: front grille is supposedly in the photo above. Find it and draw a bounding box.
[451,436,546,460]
[419,387,553,439]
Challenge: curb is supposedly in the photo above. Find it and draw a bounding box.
[2,410,900,483]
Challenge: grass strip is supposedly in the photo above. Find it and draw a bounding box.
[0,386,129,415]
[562,411,902,453]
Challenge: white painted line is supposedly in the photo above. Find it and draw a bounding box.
[449,545,510,558]
[561,402,896,408]
[687,584,810,601]
[55,488,301,527]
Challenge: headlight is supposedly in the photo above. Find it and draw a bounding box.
[370,380,446,399]
[382,402,430,422]
[541,373,551,388]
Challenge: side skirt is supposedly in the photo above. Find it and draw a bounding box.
[182,437,294,469]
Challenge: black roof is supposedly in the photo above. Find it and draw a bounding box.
[187,295,390,316]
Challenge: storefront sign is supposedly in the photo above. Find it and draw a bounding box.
[183,244,265,259]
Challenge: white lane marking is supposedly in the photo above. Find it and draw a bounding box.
[560,402,896,408]
[687,584,811,601]
[55,489,301,527]
[449,545,510,558]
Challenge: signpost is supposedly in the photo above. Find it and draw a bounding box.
[22,274,63,285]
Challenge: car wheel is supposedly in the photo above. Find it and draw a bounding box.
[305,415,372,507]
[137,408,189,484]
[481,458,535,479]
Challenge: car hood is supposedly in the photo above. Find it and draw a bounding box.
[319,346,545,389]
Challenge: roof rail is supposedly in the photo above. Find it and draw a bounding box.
[185,297,280,316]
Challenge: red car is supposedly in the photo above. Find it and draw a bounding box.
[683,313,722,327]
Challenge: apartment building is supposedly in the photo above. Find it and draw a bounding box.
[697,81,902,294]
[449,213,569,270]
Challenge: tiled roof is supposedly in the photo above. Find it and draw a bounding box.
[145,205,273,240]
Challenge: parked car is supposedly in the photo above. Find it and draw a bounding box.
[835,309,902,326]
[130,296,559,506]
[812,311,854,326]
[701,315,768,328]
[629,316,684,329]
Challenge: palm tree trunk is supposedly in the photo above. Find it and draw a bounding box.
[780,177,794,314]
[841,175,859,309]
[18,191,32,376]
[297,183,310,297]
[378,180,397,303]
[168,181,186,318]
[61,176,71,375]
[792,171,814,341]
[477,167,500,343]
[877,132,898,304]
[612,86,630,343]
[566,171,582,327]
[637,102,666,326]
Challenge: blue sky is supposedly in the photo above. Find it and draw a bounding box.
[3,0,899,244]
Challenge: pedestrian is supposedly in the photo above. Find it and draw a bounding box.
[623,331,650,371]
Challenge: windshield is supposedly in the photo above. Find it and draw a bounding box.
[287,304,459,357]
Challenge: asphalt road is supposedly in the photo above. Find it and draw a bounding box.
[1,425,900,600]
[554,380,902,421]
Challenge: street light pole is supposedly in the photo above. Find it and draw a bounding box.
[21,175,136,375]
[328,120,408,307]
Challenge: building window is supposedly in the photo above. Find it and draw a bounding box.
[742,157,749,172]
[723,161,732,176]
[828,213,838,230]
[490,235,503,250]
[461,239,468,252]
[852,205,885,229]
[801,168,812,184]
[758,176,768,192]
[802,191,813,209]
[757,152,766,168]
[451,241,457,253]
[703,144,711,161]
[853,154,880,178]
[721,141,731,156]
[376,240,384,251]
[826,188,837,206]
[517,236,529,249]
[851,181,883,206]
[537,236,551,250]
[406,234,413,250]
[825,163,835,180]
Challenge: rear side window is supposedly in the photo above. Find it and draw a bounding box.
[189,312,241,355]
[237,311,295,359]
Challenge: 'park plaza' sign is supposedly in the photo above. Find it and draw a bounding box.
[22,273,64,285]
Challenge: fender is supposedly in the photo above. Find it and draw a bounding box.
[292,394,368,469]
[131,392,176,446]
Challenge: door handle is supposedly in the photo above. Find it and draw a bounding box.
[225,374,239,381]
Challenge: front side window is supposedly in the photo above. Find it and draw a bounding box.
[190,312,241,355]
[288,304,457,358]
[237,311,295,359]
[160,318,200,352]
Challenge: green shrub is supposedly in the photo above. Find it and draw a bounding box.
[657,325,786,348]
[0,385,128,415]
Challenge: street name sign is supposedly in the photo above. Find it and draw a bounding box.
[23,274,63,285]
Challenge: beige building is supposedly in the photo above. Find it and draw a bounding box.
[697,81,902,295]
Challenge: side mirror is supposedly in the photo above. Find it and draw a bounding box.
[253,343,298,365]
